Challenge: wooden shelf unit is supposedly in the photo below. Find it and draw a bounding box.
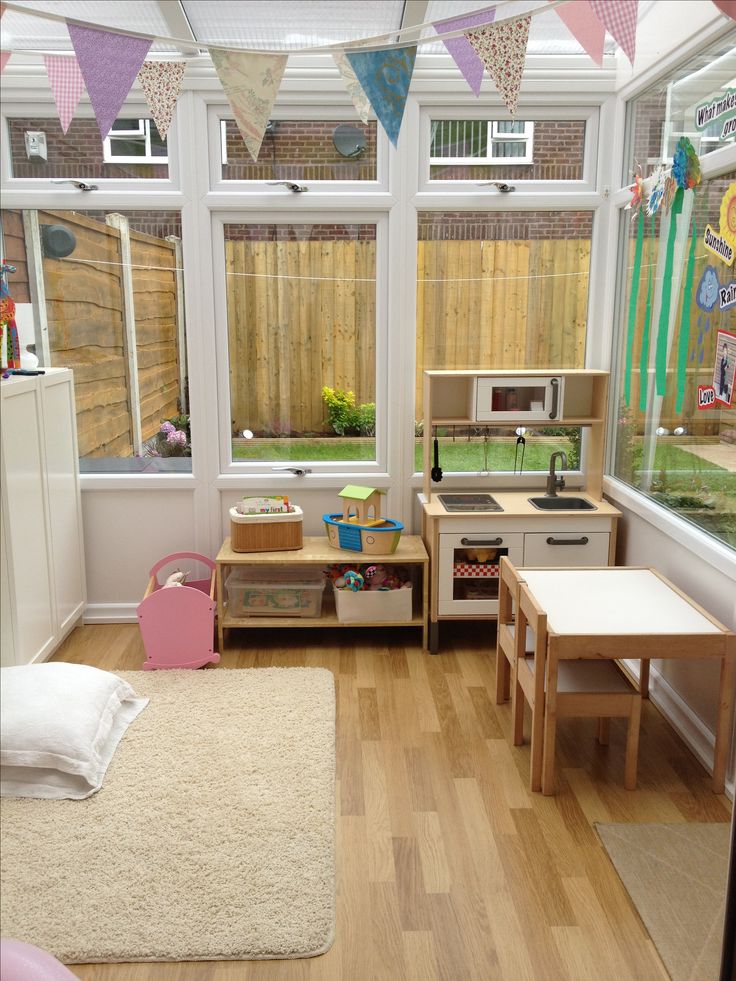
[215,535,430,651]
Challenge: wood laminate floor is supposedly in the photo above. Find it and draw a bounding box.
[43,621,731,981]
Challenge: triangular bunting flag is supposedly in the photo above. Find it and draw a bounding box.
[466,17,531,117]
[434,7,495,98]
[332,51,371,124]
[0,51,10,73]
[137,61,185,139]
[0,5,6,18]
[346,46,416,148]
[556,0,605,66]
[44,55,86,134]
[712,0,736,17]
[209,49,288,162]
[67,23,152,140]
[588,0,639,65]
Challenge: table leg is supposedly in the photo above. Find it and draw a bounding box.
[713,649,735,795]
[216,563,225,655]
[429,621,440,654]
[640,658,650,698]
[542,652,559,796]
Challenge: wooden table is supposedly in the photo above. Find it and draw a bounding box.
[517,566,735,795]
[215,535,430,652]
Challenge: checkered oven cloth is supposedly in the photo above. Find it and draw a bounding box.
[453,563,500,577]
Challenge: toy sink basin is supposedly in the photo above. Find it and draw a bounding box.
[528,497,597,511]
[323,513,403,554]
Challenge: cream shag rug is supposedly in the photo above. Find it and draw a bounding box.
[0,668,336,963]
[596,822,730,981]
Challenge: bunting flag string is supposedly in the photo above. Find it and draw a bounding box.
[137,61,185,139]
[433,7,495,98]
[67,22,152,139]
[346,46,417,147]
[332,51,371,124]
[465,16,531,117]
[43,55,86,133]
[209,49,288,161]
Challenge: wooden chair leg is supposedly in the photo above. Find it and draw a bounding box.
[495,648,510,705]
[529,695,544,792]
[597,717,610,745]
[511,674,524,746]
[624,695,642,791]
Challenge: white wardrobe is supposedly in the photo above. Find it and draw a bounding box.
[1,368,86,666]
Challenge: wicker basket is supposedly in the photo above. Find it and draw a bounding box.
[229,506,303,552]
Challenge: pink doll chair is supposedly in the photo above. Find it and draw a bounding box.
[136,551,220,670]
[0,938,79,980]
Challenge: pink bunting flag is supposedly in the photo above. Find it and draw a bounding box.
[44,55,86,134]
[588,0,639,65]
[712,0,736,17]
[0,51,10,73]
[209,49,288,161]
[0,5,6,18]
[67,23,152,140]
[137,61,185,139]
[556,0,605,66]
[466,17,531,117]
[433,7,495,98]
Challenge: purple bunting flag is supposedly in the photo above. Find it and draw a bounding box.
[67,23,152,140]
[433,6,495,97]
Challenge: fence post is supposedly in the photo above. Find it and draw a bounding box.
[21,210,51,366]
[105,213,143,456]
[166,235,188,414]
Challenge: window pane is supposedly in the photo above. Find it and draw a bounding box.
[625,32,736,181]
[612,172,736,548]
[221,120,377,181]
[7,117,169,180]
[429,118,584,180]
[0,209,188,473]
[416,210,591,472]
[225,222,376,464]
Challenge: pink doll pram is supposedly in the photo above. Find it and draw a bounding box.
[137,552,220,669]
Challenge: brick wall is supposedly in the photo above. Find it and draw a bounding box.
[224,223,377,242]
[418,211,594,241]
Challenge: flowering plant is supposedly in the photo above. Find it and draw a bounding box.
[142,414,191,457]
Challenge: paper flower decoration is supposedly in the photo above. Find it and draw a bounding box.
[719,182,736,249]
[671,137,701,190]
[625,172,644,214]
[663,175,677,212]
[646,166,667,216]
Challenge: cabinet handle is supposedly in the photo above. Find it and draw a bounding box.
[548,377,560,419]
[545,536,589,546]
[460,537,504,546]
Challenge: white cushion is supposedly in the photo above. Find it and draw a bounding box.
[0,663,148,800]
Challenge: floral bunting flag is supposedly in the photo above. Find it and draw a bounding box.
[433,7,495,97]
[0,50,10,73]
[67,23,152,139]
[588,0,639,65]
[466,17,531,117]
[137,61,185,139]
[44,55,86,133]
[345,46,417,147]
[556,0,605,66]
[332,51,371,123]
[209,49,288,162]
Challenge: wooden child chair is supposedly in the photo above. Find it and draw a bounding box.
[512,580,642,794]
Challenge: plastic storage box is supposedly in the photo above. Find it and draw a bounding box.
[229,506,303,552]
[333,584,413,623]
[225,566,325,618]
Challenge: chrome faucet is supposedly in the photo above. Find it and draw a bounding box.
[545,450,568,496]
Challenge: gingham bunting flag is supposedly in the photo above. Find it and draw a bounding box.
[209,49,288,161]
[588,0,639,65]
[466,16,531,117]
[67,22,152,140]
[137,61,185,139]
[0,50,10,73]
[44,55,86,133]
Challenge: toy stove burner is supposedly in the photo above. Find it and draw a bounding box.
[438,493,503,513]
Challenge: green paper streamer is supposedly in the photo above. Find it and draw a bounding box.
[675,217,697,414]
[655,187,684,396]
[639,216,655,413]
[624,208,645,406]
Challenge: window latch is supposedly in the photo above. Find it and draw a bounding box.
[272,467,312,476]
[51,179,98,191]
[267,181,308,193]
[478,181,515,193]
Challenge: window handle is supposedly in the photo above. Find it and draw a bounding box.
[272,467,312,476]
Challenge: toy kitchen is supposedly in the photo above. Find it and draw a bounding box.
[419,370,621,653]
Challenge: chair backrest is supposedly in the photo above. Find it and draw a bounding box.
[517,582,548,705]
[498,555,522,626]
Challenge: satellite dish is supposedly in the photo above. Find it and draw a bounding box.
[41,224,76,258]
[333,124,366,158]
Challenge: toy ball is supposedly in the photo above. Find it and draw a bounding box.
[343,570,364,592]
[364,565,378,580]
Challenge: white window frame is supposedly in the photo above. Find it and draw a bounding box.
[103,118,168,165]
[429,119,534,166]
